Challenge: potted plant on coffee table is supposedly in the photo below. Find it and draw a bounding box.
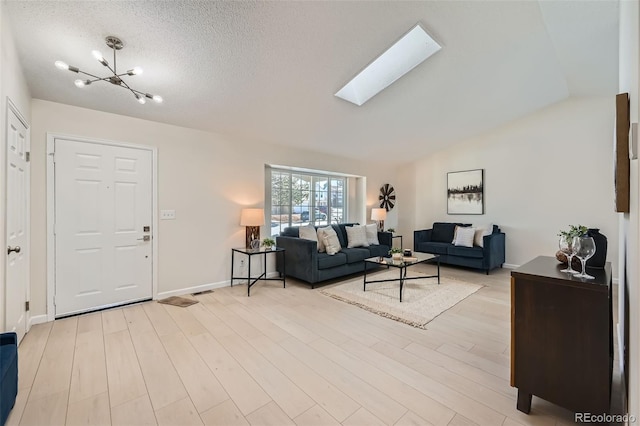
[389,247,403,260]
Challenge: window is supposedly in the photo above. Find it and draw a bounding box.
[268,167,347,236]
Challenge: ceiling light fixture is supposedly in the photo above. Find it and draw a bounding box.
[55,36,163,105]
[335,24,441,106]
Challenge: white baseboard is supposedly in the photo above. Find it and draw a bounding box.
[156,280,230,299]
[28,314,49,328]
[155,273,283,299]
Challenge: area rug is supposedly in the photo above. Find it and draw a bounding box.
[320,270,483,329]
[158,296,198,307]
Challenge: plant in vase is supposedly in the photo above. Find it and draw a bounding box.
[389,247,403,260]
[262,237,276,250]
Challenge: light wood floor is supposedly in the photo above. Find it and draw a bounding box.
[6,265,620,425]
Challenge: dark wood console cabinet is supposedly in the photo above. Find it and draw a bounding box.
[511,256,612,415]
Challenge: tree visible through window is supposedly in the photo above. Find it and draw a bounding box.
[269,169,346,236]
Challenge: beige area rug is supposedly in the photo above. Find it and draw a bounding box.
[320,270,483,329]
[158,296,198,307]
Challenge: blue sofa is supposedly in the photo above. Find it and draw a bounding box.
[1,332,18,426]
[276,223,391,288]
[414,222,505,274]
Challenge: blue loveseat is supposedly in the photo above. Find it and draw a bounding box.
[414,222,505,274]
[276,223,391,288]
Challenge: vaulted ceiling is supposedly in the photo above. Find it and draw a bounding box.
[4,0,619,163]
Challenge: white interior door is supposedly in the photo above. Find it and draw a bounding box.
[5,107,29,342]
[54,138,152,317]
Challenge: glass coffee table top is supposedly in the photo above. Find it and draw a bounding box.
[364,252,440,302]
[365,252,437,267]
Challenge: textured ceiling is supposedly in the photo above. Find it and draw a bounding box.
[3,0,619,164]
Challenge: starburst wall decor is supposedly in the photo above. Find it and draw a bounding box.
[379,184,395,211]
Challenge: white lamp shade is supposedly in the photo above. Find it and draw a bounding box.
[240,208,265,226]
[371,208,387,221]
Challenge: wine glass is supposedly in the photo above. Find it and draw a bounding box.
[574,236,596,279]
[559,235,578,274]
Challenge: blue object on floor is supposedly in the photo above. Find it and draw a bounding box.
[0,332,18,426]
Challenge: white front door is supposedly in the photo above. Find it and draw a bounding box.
[54,138,153,317]
[5,106,29,342]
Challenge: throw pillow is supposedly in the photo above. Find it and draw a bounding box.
[316,226,332,253]
[454,226,476,248]
[322,227,342,255]
[365,223,380,245]
[431,222,458,243]
[346,225,369,248]
[452,225,461,244]
[450,223,473,243]
[473,224,494,248]
[299,225,318,246]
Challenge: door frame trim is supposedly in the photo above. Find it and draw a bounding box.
[4,98,31,333]
[46,133,158,321]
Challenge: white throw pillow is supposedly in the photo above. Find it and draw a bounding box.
[473,224,494,248]
[452,225,461,244]
[365,223,380,245]
[454,226,476,248]
[299,225,318,246]
[322,227,342,255]
[346,225,369,248]
[316,226,332,253]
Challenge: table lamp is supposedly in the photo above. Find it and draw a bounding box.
[371,208,387,232]
[240,208,265,249]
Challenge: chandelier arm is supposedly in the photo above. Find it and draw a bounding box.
[118,78,147,97]
[104,63,119,78]
[115,79,141,98]
[117,78,134,91]
[76,69,103,80]
[93,76,119,83]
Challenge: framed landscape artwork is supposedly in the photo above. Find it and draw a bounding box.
[447,169,484,215]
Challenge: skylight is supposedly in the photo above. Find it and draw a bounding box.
[335,24,442,106]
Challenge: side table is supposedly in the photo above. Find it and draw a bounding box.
[511,256,612,415]
[231,247,286,296]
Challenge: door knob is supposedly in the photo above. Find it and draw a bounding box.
[7,246,21,255]
[137,236,151,242]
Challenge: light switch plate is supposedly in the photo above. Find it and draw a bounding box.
[160,210,176,220]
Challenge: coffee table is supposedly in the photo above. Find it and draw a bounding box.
[363,253,440,302]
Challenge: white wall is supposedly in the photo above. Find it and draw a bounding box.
[393,162,417,247]
[30,99,396,318]
[406,97,618,274]
[0,4,31,331]
[619,0,639,417]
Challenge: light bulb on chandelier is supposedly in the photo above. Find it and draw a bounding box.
[55,36,162,105]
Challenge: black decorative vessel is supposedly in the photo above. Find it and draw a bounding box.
[586,228,607,269]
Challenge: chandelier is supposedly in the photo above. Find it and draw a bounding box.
[55,36,162,105]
